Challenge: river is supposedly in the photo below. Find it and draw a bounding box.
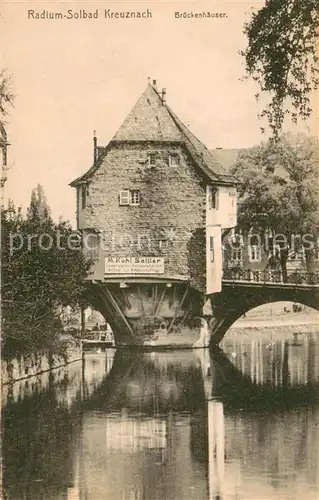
[2,333,319,500]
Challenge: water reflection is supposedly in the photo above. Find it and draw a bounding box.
[2,335,319,500]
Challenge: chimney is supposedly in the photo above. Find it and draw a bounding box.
[93,130,97,164]
[161,88,166,104]
[152,79,157,90]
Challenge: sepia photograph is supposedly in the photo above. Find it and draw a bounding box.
[1,0,319,499]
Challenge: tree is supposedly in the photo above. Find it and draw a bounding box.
[0,70,14,117]
[231,133,319,280]
[242,0,319,136]
[1,188,91,359]
[0,71,13,202]
[27,183,52,221]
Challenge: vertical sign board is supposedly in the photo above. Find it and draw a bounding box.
[105,256,165,275]
[206,226,222,294]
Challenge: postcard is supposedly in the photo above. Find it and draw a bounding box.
[1,1,319,499]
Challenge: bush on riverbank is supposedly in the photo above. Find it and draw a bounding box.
[1,188,91,361]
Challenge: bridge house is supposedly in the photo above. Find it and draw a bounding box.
[70,80,238,345]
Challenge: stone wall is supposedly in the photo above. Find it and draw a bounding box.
[81,142,207,291]
[1,345,82,385]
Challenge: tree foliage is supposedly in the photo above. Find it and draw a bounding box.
[1,186,91,359]
[0,70,14,117]
[242,0,319,136]
[231,133,319,277]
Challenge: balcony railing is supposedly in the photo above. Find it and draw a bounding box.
[222,268,319,285]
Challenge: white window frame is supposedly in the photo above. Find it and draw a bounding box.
[231,248,243,262]
[119,190,130,206]
[119,190,140,206]
[249,245,261,263]
[169,153,180,167]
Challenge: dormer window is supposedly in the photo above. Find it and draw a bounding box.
[208,186,219,210]
[148,153,156,166]
[169,154,180,166]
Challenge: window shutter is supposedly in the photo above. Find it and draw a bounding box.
[119,190,130,205]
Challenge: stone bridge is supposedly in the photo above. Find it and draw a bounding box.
[209,269,319,345]
[84,269,319,348]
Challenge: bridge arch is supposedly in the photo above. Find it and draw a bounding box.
[209,282,319,346]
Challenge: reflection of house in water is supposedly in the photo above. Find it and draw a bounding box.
[68,351,209,500]
[72,411,208,500]
[82,349,115,398]
[103,414,167,451]
[12,344,316,500]
[206,395,319,500]
[221,336,319,387]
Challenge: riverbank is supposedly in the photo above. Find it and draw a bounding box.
[1,346,82,385]
[226,312,318,340]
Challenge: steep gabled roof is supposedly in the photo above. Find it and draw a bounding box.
[112,84,183,142]
[166,107,237,184]
[70,84,238,186]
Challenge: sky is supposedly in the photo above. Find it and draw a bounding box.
[2,0,317,224]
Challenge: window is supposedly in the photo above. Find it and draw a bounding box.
[231,227,243,246]
[269,244,281,259]
[208,186,219,210]
[148,153,156,166]
[84,232,99,261]
[249,245,261,262]
[130,190,140,205]
[119,190,140,206]
[169,154,180,166]
[229,191,236,208]
[81,185,88,209]
[210,236,214,263]
[231,248,243,262]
